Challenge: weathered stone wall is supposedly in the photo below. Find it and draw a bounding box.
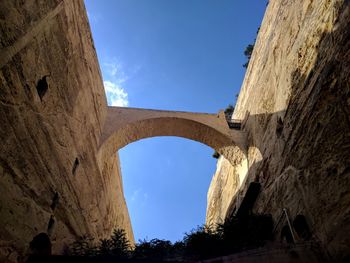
[0,0,133,261]
[207,0,350,261]
[206,151,248,225]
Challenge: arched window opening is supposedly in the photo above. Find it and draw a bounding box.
[293,214,312,240]
[276,117,284,137]
[36,76,48,101]
[72,157,80,175]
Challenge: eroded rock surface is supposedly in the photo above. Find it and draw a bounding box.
[0,1,133,261]
[207,0,350,260]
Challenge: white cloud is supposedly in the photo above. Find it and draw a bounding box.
[104,62,120,77]
[104,61,128,82]
[87,11,101,24]
[129,189,149,206]
[104,80,129,107]
[130,189,140,202]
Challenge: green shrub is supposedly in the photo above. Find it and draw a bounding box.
[212,151,220,159]
[183,225,222,260]
[243,44,254,68]
[69,228,130,257]
[70,235,98,256]
[133,238,173,260]
[98,238,113,255]
[68,215,273,260]
[107,228,131,257]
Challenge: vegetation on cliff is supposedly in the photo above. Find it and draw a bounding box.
[68,213,273,261]
[243,27,260,68]
[243,44,254,68]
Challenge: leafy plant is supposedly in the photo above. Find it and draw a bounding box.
[70,235,98,256]
[243,44,255,68]
[224,104,235,121]
[69,229,130,257]
[98,238,113,255]
[133,238,173,260]
[107,228,131,257]
[183,225,222,260]
[68,215,273,261]
[212,151,220,159]
[224,104,235,114]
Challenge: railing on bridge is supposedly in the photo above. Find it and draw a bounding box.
[227,119,242,130]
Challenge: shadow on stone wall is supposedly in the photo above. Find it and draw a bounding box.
[224,2,350,261]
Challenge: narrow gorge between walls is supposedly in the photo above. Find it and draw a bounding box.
[1,0,349,262]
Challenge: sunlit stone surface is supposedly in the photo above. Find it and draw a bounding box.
[206,0,350,260]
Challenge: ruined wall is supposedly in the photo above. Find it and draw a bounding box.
[0,1,133,261]
[207,0,350,261]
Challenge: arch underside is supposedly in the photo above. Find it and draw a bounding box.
[98,117,246,168]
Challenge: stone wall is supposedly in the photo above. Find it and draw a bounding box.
[206,0,350,261]
[0,1,133,261]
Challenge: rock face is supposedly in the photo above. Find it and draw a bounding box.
[0,1,133,262]
[206,0,350,261]
[206,153,248,225]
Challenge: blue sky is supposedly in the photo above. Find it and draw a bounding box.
[84,0,267,242]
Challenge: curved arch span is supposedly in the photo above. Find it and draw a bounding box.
[97,107,247,168]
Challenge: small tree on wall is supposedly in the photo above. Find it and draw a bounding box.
[224,104,235,120]
[212,151,220,159]
[243,44,254,68]
[242,27,260,68]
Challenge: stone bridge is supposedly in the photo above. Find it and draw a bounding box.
[97,106,247,167]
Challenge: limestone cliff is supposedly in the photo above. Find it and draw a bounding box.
[0,1,133,261]
[207,0,350,261]
[206,153,248,225]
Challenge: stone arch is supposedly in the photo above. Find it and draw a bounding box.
[97,107,247,168]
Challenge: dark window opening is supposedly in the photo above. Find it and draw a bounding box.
[36,76,48,101]
[293,215,312,240]
[50,192,59,211]
[276,117,284,137]
[236,182,261,218]
[29,233,52,255]
[72,157,79,175]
